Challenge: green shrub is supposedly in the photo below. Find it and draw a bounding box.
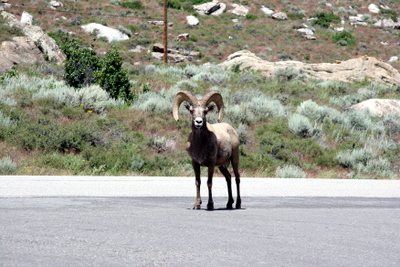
[120,1,145,9]
[275,165,307,178]
[336,147,377,169]
[381,9,398,22]
[331,31,356,46]
[288,113,321,138]
[245,14,258,20]
[95,48,133,101]
[275,67,307,82]
[312,12,341,28]
[63,39,100,88]
[0,156,17,175]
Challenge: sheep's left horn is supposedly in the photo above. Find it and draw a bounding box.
[201,91,224,122]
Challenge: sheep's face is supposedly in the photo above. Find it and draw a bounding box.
[185,103,215,129]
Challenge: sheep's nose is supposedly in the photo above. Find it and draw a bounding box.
[194,118,203,128]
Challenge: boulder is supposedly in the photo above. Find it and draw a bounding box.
[148,20,174,27]
[20,11,33,25]
[193,1,221,15]
[219,50,400,86]
[368,3,380,14]
[260,5,274,16]
[130,45,148,53]
[210,2,226,16]
[1,11,65,66]
[374,18,400,29]
[349,99,400,116]
[177,33,189,41]
[186,15,199,25]
[49,1,63,9]
[0,37,45,69]
[230,4,249,16]
[272,12,288,20]
[81,23,129,42]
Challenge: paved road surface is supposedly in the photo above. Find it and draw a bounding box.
[1,176,400,266]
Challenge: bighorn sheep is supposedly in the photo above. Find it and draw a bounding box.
[173,91,241,210]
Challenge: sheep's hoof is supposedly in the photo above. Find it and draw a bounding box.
[207,203,214,210]
[236,202,241,209]
[226,203,233,209]
[193,204,201,210]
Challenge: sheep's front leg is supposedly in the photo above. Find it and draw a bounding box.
[206,165,215,210]
[192,161,202,209]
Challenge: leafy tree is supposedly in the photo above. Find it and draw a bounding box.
[94,48,133,101]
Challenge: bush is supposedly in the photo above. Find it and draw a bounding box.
[275,165,307,178]
[0,156,17,175]
[288,113,320,138]
[312,12,341,28]
[275,67,307,82]
[120,1,145,9]
[63,39,100,88]
[336,147,377,169]
[331,31,356,46]
[94,48,133,101]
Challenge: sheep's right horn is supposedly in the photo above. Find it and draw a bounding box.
[173,91,198,121]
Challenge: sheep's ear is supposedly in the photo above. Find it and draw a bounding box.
[184,103,192,111]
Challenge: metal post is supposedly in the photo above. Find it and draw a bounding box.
[163,0,168,64]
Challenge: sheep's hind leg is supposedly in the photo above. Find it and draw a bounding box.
[219,166,234,209]
[232,153,241,209]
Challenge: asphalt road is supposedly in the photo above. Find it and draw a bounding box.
[1,176,400,267]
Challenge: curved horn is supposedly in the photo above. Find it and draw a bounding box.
[173,91,198,121]
[201,91,224,122]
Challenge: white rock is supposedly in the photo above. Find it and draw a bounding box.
[368,3,380,14]
[211,2,226,16]
[193,1,221,15]
[49,1,63,9]
[335,27,344,32]
[177,33,189,41]
[350,99,400,116]
[130,45,148,53]
[388,56,398,63]
[186,15,199,25]
[20,11,33,25]
[81,23,129,42]
[272,12,288,20]
[260,5,274,16]
[297,28,314,36]
[230,4,249,16]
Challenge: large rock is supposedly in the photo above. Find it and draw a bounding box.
[0,37,45,69]
[186,15,199,25]
[349,99,400,116]
[0,11,65,67]
[219,50,400,86]
[230,4,249,16]
[193,1,221,15]
[272,12,288,20]
[81,23,129,42]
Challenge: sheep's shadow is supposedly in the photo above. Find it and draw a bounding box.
[187,207,245,211]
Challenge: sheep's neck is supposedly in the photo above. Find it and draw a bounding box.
[187,124,217,166]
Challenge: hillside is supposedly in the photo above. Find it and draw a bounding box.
[1,0,399,68]
[0,0,400,179]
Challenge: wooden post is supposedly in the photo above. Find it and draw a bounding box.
[163,0,168,64]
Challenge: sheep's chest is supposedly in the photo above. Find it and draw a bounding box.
[186,130,218,166]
